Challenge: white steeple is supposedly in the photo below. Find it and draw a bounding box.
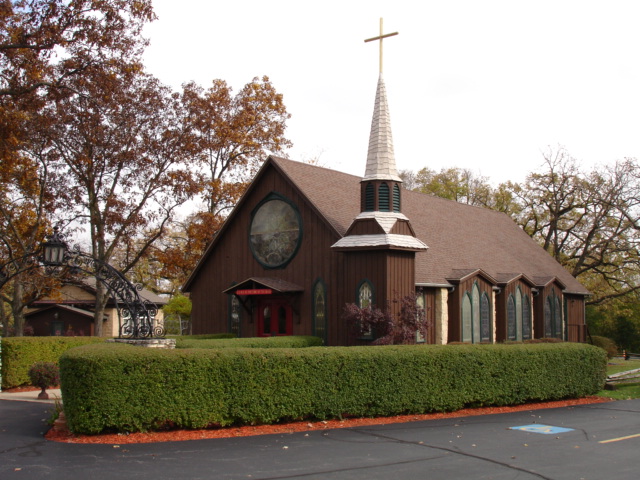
[363,73,402,182]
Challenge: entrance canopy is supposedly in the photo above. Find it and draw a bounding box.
[223,277,304,296]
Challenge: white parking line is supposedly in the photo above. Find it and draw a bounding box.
[599,433,640,444]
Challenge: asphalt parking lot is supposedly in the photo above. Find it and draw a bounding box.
[1,395,640,479]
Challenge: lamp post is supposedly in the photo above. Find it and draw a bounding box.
[0,227,163,339]
[42,227,68,266]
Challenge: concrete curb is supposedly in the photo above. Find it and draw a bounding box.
[0,388,61,404]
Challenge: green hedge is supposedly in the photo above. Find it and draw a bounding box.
[59,342,607,434]
[1,337,105,389]
[172,333,236,341]
[175,335,323,349]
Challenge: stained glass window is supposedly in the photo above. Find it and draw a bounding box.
[462,293,472,342]
[313,280,327,342]
[522,295,531,340]
[358,280,374,339]
[480,293,491,342]
[249,195,302,268]
[507,295,516,340]
[472,283,480,343]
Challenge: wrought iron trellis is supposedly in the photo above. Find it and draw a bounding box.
[0,229,163,339]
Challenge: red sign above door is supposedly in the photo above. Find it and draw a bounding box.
[235,288,273,295]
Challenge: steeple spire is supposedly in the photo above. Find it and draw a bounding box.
[363,18,402,183]
[363,74,402,182]
[331,19,426,253]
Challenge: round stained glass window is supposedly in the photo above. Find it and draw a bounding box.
[249,196,302,268]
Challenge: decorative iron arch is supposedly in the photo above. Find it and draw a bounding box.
[0,229,163,339]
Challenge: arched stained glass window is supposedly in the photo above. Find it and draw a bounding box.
[230,294,241,337]
[515,287,523,341]
[507,295,516,341]
[357,280,374,339]
[480,293,491,342]
[416,290,426,343]
[379,183,390,212]
[313,279,327,343]
[544,297,553,337]
[472,283,480,343]
[358,281,373,308]
[522,295,531,340]
[365,183,375,211]
[462,293,472,343]
[554,296,563,339]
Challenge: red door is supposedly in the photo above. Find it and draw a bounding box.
[257,299,293,336]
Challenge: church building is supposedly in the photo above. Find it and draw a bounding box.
[183,68,589,346]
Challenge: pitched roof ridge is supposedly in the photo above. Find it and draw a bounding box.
[270,155,361,181]
[403,187,509,216]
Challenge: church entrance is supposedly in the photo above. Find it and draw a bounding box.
[257,298,292,336]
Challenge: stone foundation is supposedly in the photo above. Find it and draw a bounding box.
[108,338,176,349]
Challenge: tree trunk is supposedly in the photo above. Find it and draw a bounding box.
[93,281,108,337]
[10,280,25,337]
[1,299,9,337]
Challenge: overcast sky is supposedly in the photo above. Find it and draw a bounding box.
[142,0,640,185]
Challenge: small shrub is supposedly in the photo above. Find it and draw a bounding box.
[590,335,618,359]
[1,336,104,389]
[28,362,60,389]
[342,292,430,345]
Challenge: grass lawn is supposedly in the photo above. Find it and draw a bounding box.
[597,358,640,400]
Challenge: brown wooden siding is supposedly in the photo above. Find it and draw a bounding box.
[27,308,95,336]
[390,221,413,236]
[565,293,587,342]
[347,219,385,235]
[189,166,345,344]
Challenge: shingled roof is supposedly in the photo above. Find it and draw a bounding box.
[271,156,589,295]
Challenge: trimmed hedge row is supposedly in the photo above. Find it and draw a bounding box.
[59,342,607,434]
[171,333,236,341]
[1,337,105,389]
[175,335,324,349]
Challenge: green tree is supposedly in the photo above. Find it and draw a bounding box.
[413,167,493,207]
[162,294,192,335]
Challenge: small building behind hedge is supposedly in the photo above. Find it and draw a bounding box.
[183,74,589,346]
[26,278,166,337]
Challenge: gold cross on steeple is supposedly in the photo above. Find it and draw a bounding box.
[364,18,398,73]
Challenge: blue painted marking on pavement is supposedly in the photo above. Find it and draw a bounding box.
[510,424,574,434]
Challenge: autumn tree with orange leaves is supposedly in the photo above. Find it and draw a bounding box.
[147,77,292,293]
[44,64,201,336]
[1,0,156,335]
[2,1,293,334]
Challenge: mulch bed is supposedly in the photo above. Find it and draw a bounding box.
[45,396,611,445]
